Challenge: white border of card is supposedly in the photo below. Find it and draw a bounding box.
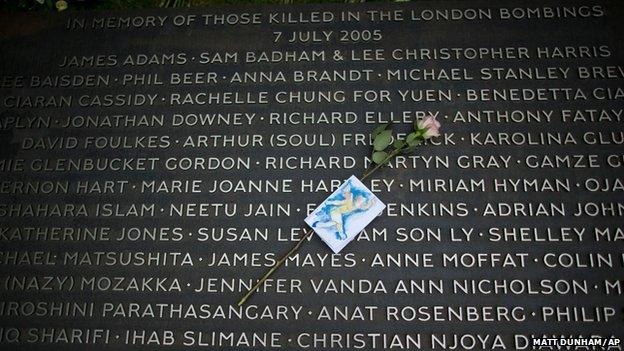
[305,175,386,254]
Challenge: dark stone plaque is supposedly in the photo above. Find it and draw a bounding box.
[1,1,623,349]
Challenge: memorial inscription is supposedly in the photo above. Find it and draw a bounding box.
[0,1,623,350]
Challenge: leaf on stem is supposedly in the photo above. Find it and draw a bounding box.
[371,124,389,139]
[373,130,393,151]
[372,151,388,164]
[406,132,421,147]
[393,139,405,149]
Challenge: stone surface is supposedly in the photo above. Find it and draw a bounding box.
[0,1,623,349]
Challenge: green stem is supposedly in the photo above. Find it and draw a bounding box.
[362,148,401,181]
[236,144,408,306]
[237,227,313,307]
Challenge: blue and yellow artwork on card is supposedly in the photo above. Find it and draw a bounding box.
[305,175,386,253]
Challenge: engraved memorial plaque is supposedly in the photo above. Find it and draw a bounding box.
[0,1,623,349]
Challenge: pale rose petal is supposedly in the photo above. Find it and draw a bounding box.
[422,127,441,139]
[417,116,441,139]
[415,117,430,130]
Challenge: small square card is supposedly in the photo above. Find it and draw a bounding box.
[305,175,386,254]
